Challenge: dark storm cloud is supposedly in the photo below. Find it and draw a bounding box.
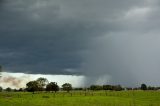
[1,0,160,86]
[0,0,108,74]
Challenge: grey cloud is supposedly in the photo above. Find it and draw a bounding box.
[1,0,160,86]
[0,0,108,74]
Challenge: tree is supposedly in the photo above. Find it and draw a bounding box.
[18,88,23,92]
[103,85,113,90]
[141,84,147,90]
[26,81,39,93]
[90,85,103,91]
[6,87,12,92]
[90,85,96,90]
[0,86,2,92]
[46,82,59,92]
[74,87,83,90]
[148,86,155,90]
[36,77,48,91]
[0,65,2,72]
[114,85,123,91]
[0,65,2,77]
[62,83,72,92]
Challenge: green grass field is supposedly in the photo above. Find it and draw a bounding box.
[1,90,160,106]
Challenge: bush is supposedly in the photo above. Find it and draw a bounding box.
[0,86,2,92]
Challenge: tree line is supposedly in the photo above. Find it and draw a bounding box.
[26,77,72,93]
[0,77,72,93]
[0,77,160,93]
[0,66,160,92]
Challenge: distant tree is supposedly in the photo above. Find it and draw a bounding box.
[74,87,83,90]
[0,65,2,77]
[148,86,155,90]
[103,85,113,90]
[90,85,96,90]
[126,87,133,90]
[6,87,12,92]
[141,84,147,90]
[0,65,2,72]
[62,83,72,92]
[103,85,123,91]
[26,81,39,93]
[0,86,2,92]
[18,88,23,92]
[36,77,48,91]
[90,85,103,91]
[114,85,123,91]
[13,89,18,92]
[46,82,59,92]
[133,87,139,90]
[155,87,160,90]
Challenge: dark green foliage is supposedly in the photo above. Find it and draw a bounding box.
[0,65,2,72]
[74,88,83,90]
[18,88,23,92]
[36,77,48,91]
[102,85,123,91]
[113,85,123,91]
[0,86,2,92]
[103,85,113,90]
[62,83,72,92]
[26,81,39,92]
[46,82,59,92]
[90,85,103,90]
[5,87,12,92]
[13,89,18,92]
[126,88,133,90]
[141,84,147,90]
[0,65,2,77]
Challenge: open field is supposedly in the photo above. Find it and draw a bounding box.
[1,91,160,106]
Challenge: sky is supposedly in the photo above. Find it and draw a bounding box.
[1,0,160,88]
[0,72,84,89]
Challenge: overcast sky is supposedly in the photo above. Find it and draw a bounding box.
[1,0,160,87]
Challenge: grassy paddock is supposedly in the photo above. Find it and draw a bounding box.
[0,90,160,106]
